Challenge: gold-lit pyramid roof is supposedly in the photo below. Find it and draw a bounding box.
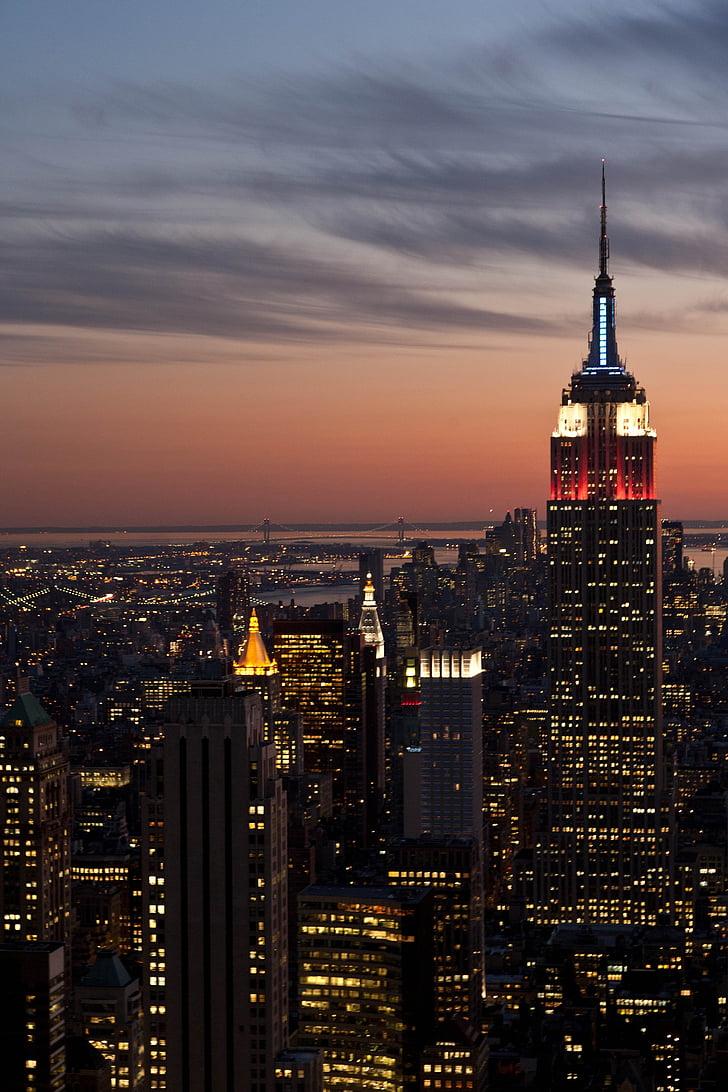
[234,609,277,675]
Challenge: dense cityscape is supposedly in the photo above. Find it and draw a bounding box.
[3,185,728,1090]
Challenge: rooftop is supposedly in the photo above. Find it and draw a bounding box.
[1,691,53,729]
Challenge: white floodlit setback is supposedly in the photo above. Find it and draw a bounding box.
[554,400,656,440]
[419,648,482,680]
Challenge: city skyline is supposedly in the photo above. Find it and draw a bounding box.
[5,1,728,524]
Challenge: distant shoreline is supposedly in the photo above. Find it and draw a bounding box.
[0,520,726,534]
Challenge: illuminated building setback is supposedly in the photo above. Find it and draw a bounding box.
[534,169,671,927]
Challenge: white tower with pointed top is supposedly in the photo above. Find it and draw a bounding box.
[356,573,386,844]
[358,573,385,660]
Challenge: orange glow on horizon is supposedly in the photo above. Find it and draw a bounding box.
[1,317,726,526]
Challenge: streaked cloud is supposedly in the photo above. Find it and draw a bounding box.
[5,2,728,353]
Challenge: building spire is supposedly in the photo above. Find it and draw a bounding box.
[581,159,624,378]
[234,608,276,675]
[599,158,609,280]
[358,573,384,658]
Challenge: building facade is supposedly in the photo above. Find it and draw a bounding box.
[386,837,484,1024]
[216,567,250,645]
[354,575,386,846]
[0,941,66,1092]
[297,885,435,1090]
[141,745,166,1090]
[0,692,71,954]
[273,621,348,805]
[74,949,145,1091]
[414,648,483,843]
[159,684,288,1091]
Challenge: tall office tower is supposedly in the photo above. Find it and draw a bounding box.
[394,591,419,652]
[273,620,349,806]
[215,566,250,642]
[662,520,684,578]
[390,543,440,621]
[513,507,539,564]
[408,648,483,842]
[297,885,435,1090]
[384,594,421,837]
[484,511,517,559]
[534,169,670,927]
[0,693,71,955]
[0,941,66,1091]
[482,705,532,903]
[385,645,421,839]
[141,747,166,1091]
[160,685,288,1091]
[387,837,484,1024]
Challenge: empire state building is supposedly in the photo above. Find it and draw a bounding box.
[534,169,671,927]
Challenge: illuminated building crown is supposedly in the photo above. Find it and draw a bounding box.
[235,609,278,676]
[551,164,656,502]
[358,573,384,657]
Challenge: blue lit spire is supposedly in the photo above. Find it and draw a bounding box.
[583,160,623,375]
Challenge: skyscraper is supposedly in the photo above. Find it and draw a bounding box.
[141,745,167,1091]
[0,692,71,953]
[355,574,386,845]
[297,885,435,1089]
[387,837,484,1024]
[273,620,349,807]
[159,684,288,1091]
[216,566,250,644]
[661,519,684,578]
[413,648,483,843]
[513,507,539,565]
[534,168,670,927]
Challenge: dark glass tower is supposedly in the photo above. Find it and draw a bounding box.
[534,168,671,927]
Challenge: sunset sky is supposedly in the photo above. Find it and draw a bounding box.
[4,1,728,525]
